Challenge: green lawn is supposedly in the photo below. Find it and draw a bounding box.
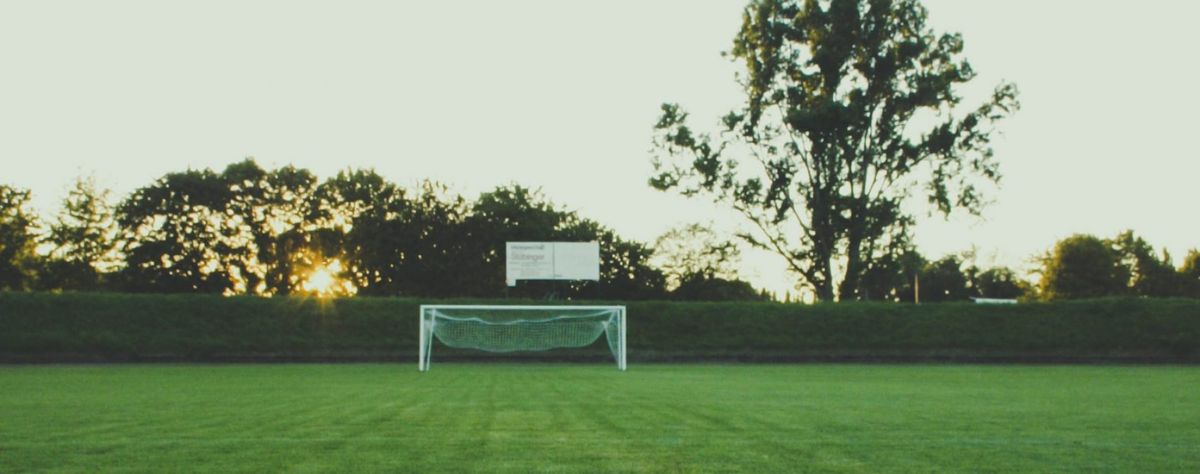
[1,364,1197,472]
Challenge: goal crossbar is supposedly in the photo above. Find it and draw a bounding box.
[418,305,626,371]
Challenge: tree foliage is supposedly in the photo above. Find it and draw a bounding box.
[1038,234,1128,300]
[856,246,922,301]
[593,228,668,301]
[0,185,40,290]
[116,168,236,293]
[41,176,119,290]
[1037,232,1195,300]
[12,156,1200,303]
[1111,230,1182,298]
[650,0,1018,301]
[109,169,673,300]
[461,185,571,297]
[219,159,322,296]
[856,246,1029,302]
[971,266,1025,299]
[652,224,742,289]
[463,185,667,300]
[916,255,971,303]
[311,168,410,296]
[651,224,768,301]
[1181,250,1200,298]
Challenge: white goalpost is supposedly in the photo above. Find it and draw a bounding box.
[418,305,627,371]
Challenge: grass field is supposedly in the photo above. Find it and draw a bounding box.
[1,364,1198,472]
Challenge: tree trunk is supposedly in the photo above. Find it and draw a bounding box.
[815,280,835,302]
[814,254,836,302]
[838,234,865,301]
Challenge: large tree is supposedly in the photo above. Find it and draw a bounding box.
[219,159,322,296]
[117,160,328,295]
[650,0,1018,301]
[311,169,410,296]
[116,169,235,293]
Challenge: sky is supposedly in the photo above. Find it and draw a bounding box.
[2,0,1198,298]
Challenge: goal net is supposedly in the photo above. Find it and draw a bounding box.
[418,305,626,371]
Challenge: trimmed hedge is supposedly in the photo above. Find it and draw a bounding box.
[1,292,1198,362]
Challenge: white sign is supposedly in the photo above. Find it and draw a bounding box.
[506,242,600,286]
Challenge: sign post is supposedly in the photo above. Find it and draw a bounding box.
[506,242,600,287]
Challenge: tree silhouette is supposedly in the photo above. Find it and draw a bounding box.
[311,168,408,296]
[1111,230,1182,298]
[0,184,39,290]
[650,0,1018,301]
[1181,250,1200,298]
[116,169,234,293]
[41,175,119,290]
[971,266,1026,299]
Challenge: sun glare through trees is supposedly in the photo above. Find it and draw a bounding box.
[300,260,355,297]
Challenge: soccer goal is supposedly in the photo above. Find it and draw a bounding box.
[418,305,626,371]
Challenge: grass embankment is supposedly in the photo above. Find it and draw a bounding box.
[1,364,1197,472]
[1,292,1198,362]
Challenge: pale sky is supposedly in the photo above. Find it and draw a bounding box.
[2,1,1198,298]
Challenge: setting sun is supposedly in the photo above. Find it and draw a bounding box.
[302,260,352,296]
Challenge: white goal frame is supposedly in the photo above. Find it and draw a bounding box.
[418,305,626,372]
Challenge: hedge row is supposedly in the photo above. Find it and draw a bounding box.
[1,292,1198,362]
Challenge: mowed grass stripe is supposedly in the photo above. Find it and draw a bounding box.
[1,364,1197,472]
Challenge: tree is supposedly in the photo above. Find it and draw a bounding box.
[1111,230,1182,297]
[1181,250,1200,298]
[1037,234,1127,300]
[311,169,409,296]
[916,255,971,302]
[462,185,666,300]
[219,159,322,296]
[650,0,1019,301]
[971,266,1026,299]
[652,223,765,301]
[856,246,923,301]
[258,164,323,295]
[457,184,564,297]
[652,223,742,289]
[310,170,476,297]
[0,185,39,290]
[116,160,330,295]
[116,169,235,293]
[41,175,119,290]
[387,180,473,298]
[583,222,667,301]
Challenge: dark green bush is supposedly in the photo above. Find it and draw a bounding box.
[1,292,1197,362]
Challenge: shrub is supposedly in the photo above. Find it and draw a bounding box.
[2,292,1197,362]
